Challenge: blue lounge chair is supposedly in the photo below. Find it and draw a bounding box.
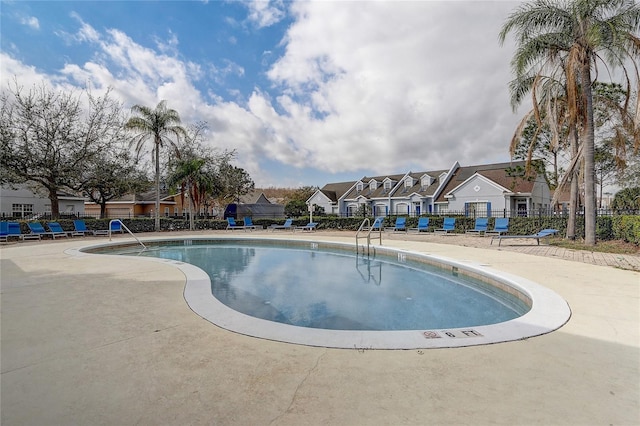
[226,217,246,231]
[73,220,94,236]
[0,221,22,243]
[25,222,50,239]
[295,222,317,232]
[434,217,456,235]
[243,217,257,230]
[46,222,70,238]
[409,217,430,233]
[371,216,385,231]
[269,218,293,231]
[5,222,24,241]
[0,221,8,242]
[110,220,123,233]
[466,217,488,235]
[386,217,406,232]
[491,228,559,246]
[91,220,123,236]
[485,218,510,237]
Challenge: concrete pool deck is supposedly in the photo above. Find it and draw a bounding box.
[1,231,638,425]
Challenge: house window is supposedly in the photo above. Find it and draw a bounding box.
[174,207,179,216]
[384,181,392,190]
[421,176,432,189]
[356,182,363,193]
[12,204,33,218]
[404,178,413,188]
[369,181,377,191]
[164,207,170,217]
[395,203,409,214]
[465,202,488,217]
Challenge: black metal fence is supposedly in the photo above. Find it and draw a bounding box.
[2,207,639,221]
[328,207,639,219]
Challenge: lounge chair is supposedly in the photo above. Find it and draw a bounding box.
[371,216,385,231]
[485,218,510,237]
[46,222,70,238]
[409,217,430,233]
[466,217,488,236]
[226,217,246,231]
[25,222,52,239]
[110,220,124,234]
[386,217,406,232]
[243,217,257,230]
[91,220,123,236]
[72,219,94,236]
[491,228,559,246]
[295,222,317,232]
[269,218,293,231]
[0,221,24,243]
[0,222,13,243]
[434,217,456,235]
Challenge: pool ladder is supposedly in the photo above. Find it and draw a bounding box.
[109,219,146,250]
[355,218,382,256]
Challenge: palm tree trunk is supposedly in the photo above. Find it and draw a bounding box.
[566,126,578,240]
[154,138,161,232]
[582,63,596,245]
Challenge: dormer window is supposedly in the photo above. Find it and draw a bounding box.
[404,178,413,188]
[421,175,432,189]
[384,181,392,190]
[356,182,364,193]
[439,172,447,183]
[369,180,377,191]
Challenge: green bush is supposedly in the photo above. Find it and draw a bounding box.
[27,214,639,246]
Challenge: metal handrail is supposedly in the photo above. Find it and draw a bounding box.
[109,219,146,250]
[355,218,383,255]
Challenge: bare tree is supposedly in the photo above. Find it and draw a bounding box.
[1,80,125,218]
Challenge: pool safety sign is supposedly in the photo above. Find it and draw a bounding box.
[422,329,483,339]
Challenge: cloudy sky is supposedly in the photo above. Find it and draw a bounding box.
[1,0,528,188]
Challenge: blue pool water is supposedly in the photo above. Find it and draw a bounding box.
[108,241,527,331]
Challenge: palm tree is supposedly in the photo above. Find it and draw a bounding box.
[499,0,640,245]
[125,101,187,231]
[167,157,214,230]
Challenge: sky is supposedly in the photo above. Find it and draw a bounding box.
[1,0,530,188]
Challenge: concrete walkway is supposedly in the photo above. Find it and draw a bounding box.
[1,231,638,425]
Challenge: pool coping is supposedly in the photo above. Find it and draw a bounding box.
[67,235,572,350]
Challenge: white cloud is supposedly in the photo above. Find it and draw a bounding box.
[256,1,523,174]
[20,16,40,30]
[245,0,286,28]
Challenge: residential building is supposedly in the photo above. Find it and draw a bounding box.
[84,190,178,218]
[434,161,551,217]
[308,161,551,218]
[0,184,86,218]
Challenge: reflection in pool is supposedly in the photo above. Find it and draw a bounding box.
[131,243,527,331]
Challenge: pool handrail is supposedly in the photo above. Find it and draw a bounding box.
[356,217,382,255]
[109,219,146,250]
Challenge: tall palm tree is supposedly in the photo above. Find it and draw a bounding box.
[508,71,583,239]
[500,0,640,245]
[125,101,187,231]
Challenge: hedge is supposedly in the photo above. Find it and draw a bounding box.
[18,215,640,245]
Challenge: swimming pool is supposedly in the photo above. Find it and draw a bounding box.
[80,237,571,349]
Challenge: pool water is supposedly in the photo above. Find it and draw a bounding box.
[124,242,526,331]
